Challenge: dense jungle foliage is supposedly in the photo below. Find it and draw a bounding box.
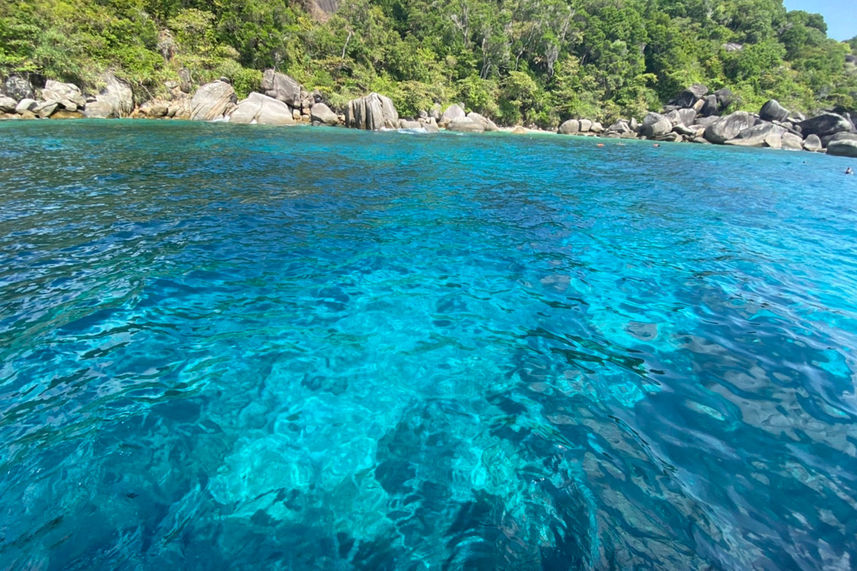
[1,0,855,125]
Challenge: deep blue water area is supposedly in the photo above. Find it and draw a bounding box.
[2,120,857,569]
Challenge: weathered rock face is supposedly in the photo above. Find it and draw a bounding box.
[640,112,672,138]
[3,75,34,101]
[190,80,236,121]
[803,134,823,152]
[0,96,17,112]
[261,70,302,107]
[41,80,87,111]
[759,99,788,122]
[467,111,498,132]
[670,84,708,108]
[724,123,785,147]
[84,73,134,118]
[310,102,339,126]
[590,121,604,133]
[558,119,579,134]
[446,117,484,133]
[440,104,466,125]
[344,93,398,130]
[798,113,853,139]
[703,111,756,144]
[827,139,857,157]
[229,92,295,125]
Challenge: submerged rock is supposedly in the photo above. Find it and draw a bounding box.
[344,93,398,130]
[190,80,236,121]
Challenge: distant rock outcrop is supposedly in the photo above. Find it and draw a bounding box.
[344,93,398,130]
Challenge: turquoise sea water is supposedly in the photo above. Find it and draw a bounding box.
[1,120,857,569]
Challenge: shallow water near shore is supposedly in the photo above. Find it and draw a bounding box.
[2,120,857,569]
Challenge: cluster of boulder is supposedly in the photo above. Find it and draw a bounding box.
[3,72,856,158]
[0,73,134,120]
[559,84,857,158]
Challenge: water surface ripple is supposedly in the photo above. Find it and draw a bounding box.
[2,121,857,569]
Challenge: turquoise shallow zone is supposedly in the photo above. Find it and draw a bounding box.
[1,120,857,569]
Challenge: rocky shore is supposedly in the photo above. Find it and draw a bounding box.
[2,72,856,158]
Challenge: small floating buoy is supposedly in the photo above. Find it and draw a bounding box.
[596,143,604,147]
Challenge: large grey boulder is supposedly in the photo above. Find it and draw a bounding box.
[640,112,672,138]
[669,84,708,108]
[3,75,34,101]
[229,92,295,125]
[781,132,803,150]
[0,96,17,112]
[703,111,756,144]
[446,117,484,133]
[700,95,719,117]
[803,134,823,152]
[41,80,86,111]
[827,139,857,157]
[798,113,853,139]
[579,118,593,132]
[724,123,785,148]
[190,80,236,121]
[558,119,579,134]
[440,103,466,125]
[344,92,398,130]
[261,70,302,107]
[310,102,338,126]
[665,108,697,126]
[467,111,498,131]
[84,73,134,118]
[759,99,789,122]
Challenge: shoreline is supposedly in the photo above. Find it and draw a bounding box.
[2,72,856,158]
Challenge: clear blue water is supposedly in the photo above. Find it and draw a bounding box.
[1,120,857,569]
